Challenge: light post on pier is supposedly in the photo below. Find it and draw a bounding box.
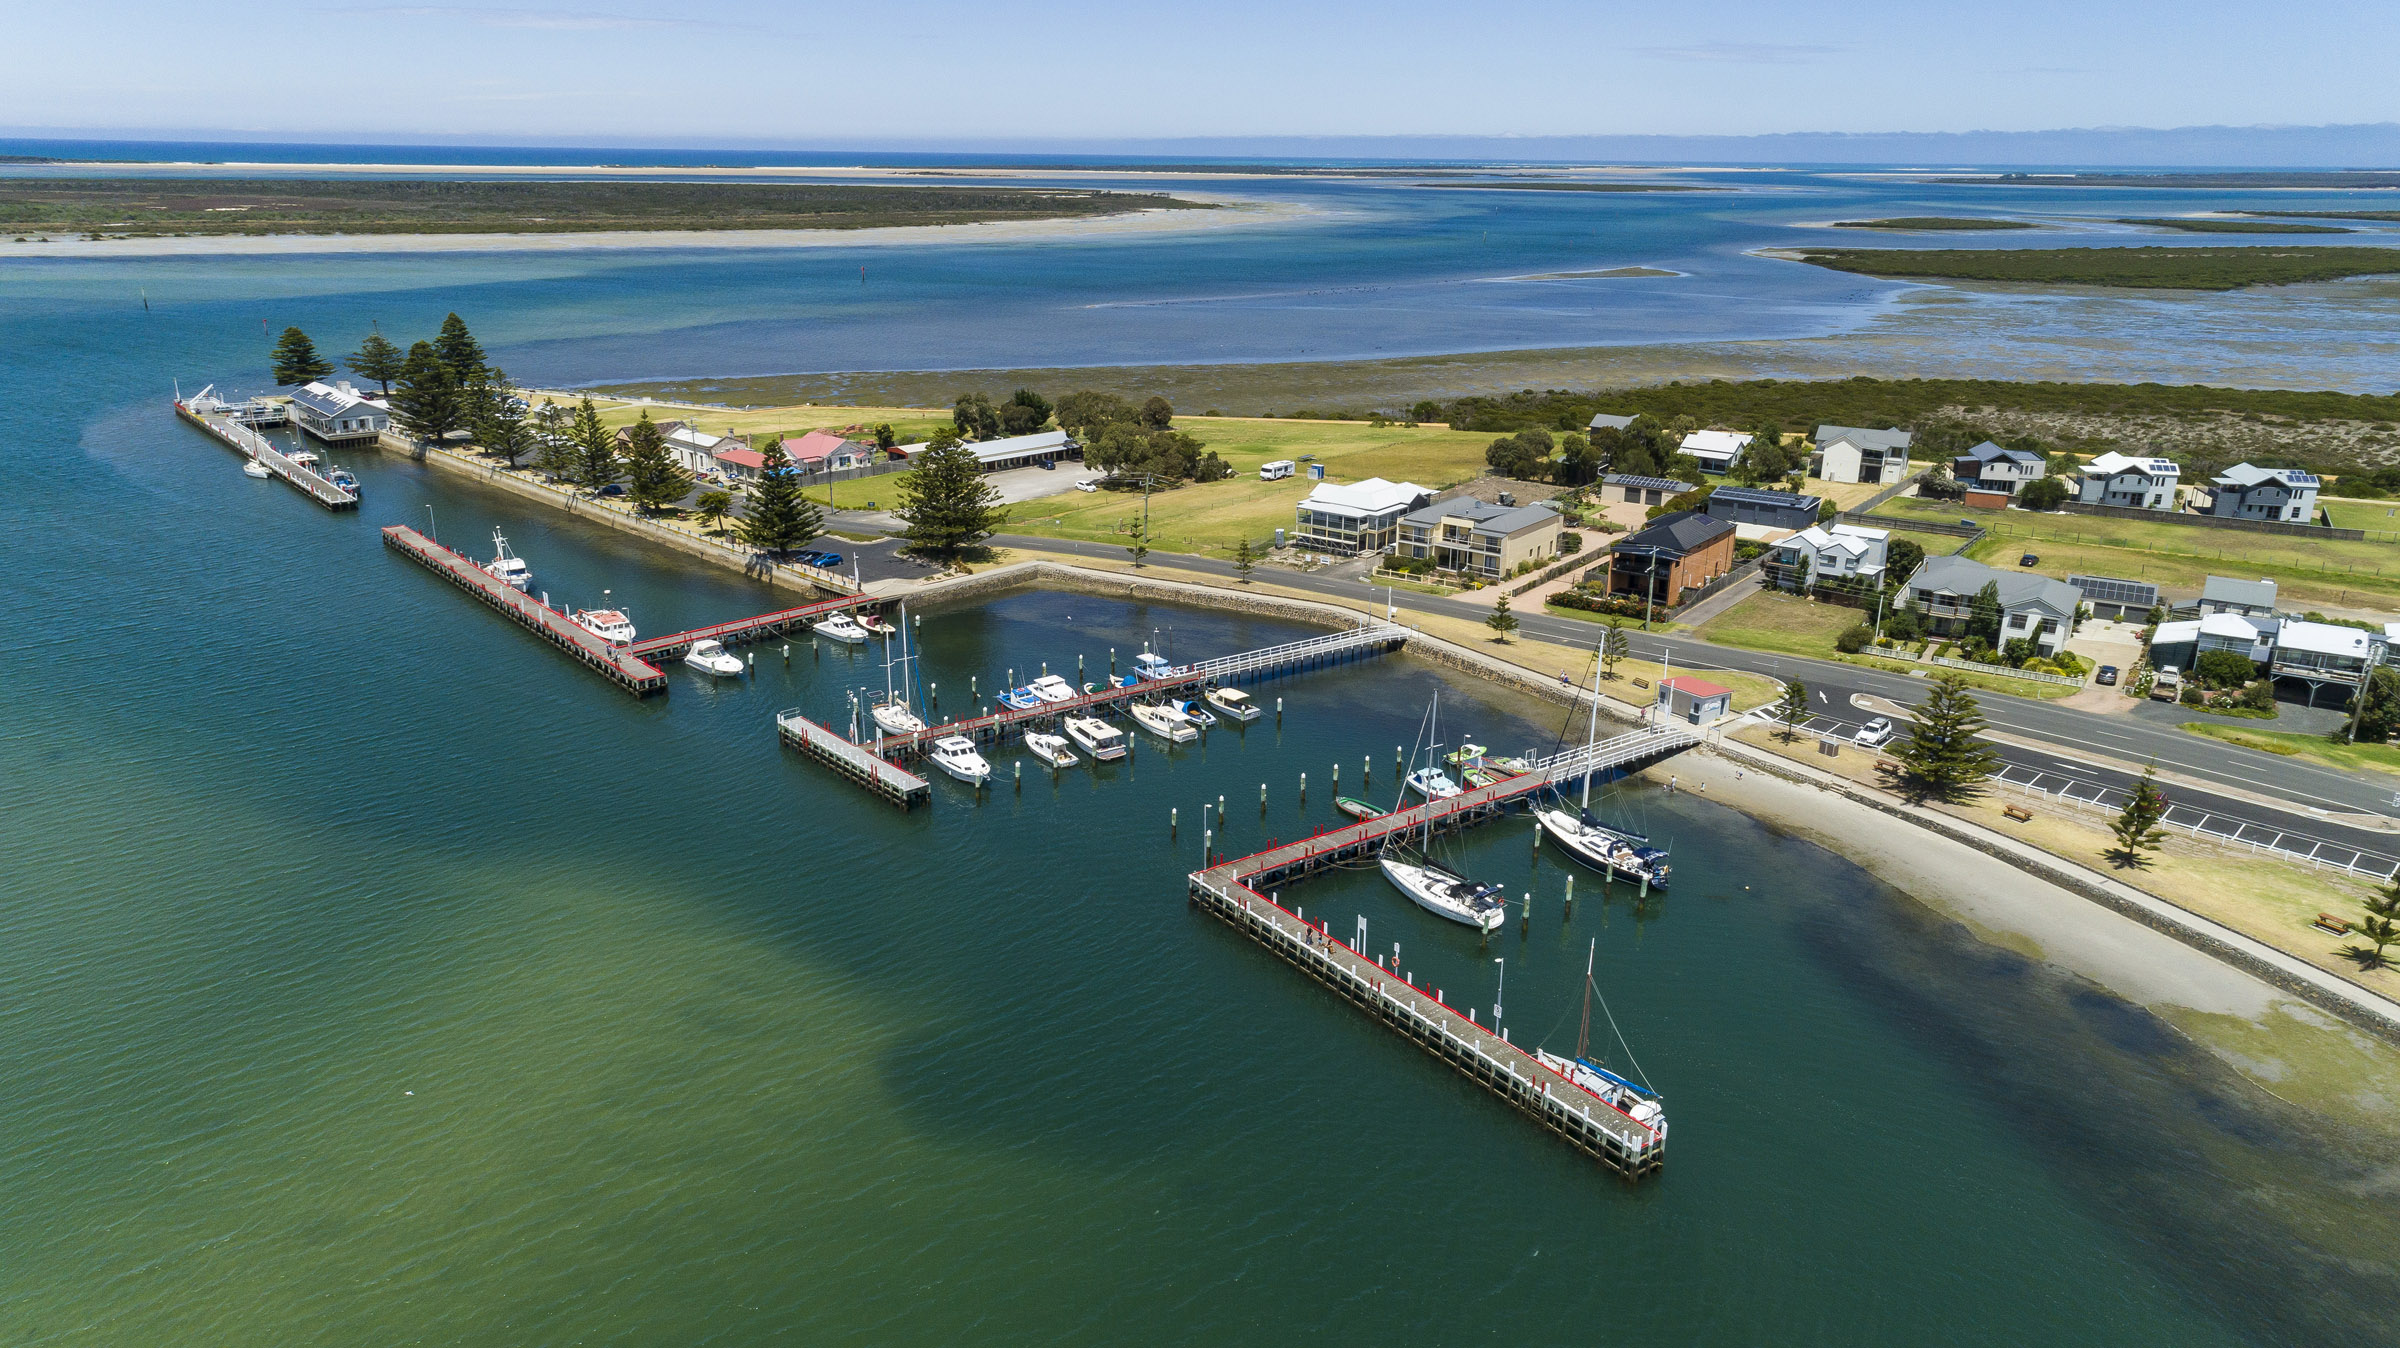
[1492,957,1505,1026]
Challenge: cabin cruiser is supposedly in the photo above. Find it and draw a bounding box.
[1131,651,1178,681]
[242,457,270,479]
[684,638,744,677]
[870,698,926,736]
[927,735,992,785]
[1535,807,1672,889]
[1027,675,1078,704]
[1378,854,1507,931]
[1204,687,1260,722]
[997,686,1046,711]
[573,607,636,645]
[327,466,360,496]
[1063,714,1127,761]
[484,530,532,591]
[1129,702,1196,744]
[1025,732,1080,769]
[1404,767,1462,800]
[813,614,870,644]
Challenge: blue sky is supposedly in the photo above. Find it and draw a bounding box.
[11,1,2400,143]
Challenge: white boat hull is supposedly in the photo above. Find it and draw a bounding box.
[871,704,926,736]
[1063,718,1127,761]
[1131,707,1196,743]
[813,620,869,644]
[1378,857,1506,931]
[933,757,989,785]
[1025,734,1080,769]
[1536,809,1665,887]
[687,654,744,677]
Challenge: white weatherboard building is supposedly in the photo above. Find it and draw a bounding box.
[1763,522,1889,592]
[2270,619,2376,696]
[1812,425,1914,485]
[1291,477,1434,555]
[288,380,389,444]
[2075,451,2181,510]
[1679,430,1752,475]
[2205,463,2320,522]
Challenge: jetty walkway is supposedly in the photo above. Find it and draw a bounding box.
[176,399,358,510]
[1189,723,1697,1180]
[383,526,669,695]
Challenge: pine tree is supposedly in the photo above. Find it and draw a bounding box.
[1600,620,1629,680]
[1892,672,2002,802]
[1232,536,1257,584]
[345,327,405,395]
[530,401,577,478]
[2352,877,2400,969]
[269,326,334,386]
[569,396,620,496]
[387,340,461,442]
[894,439,1009,555]
[619,411,695,516]
[465,367,537,465]
[1775,679,1810,741]
[2108,763,2170,867]
[694,490,735,538]
[1486,593,1519,642]
[738,438,823,556]
[434,312,487,384]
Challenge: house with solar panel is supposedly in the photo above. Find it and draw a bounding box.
[2074,451,2181,510]
[2203,463,2320,523]
[2066,573,2159,621]
[288,379,389,445]
[1902,555,2083,657]
[1704,485,1823,533]
[1601,473,1694,507]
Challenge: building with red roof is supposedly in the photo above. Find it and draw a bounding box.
[1656,675,1733,725]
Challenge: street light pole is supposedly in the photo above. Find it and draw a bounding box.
[1492,957,1505,1024]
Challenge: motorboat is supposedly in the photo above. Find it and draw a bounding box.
[1025,732,1080,769]
[1171,698,1217,728]
[997,686,1046,711]
[685,638,744,677]
[871,698,926,736]
[927,735,992,786]
[1404,767,1462,800]
[857,611,896,636]
[1204,687,1260,722]
[1027,675,1078,704]
[1444,742,1488,769]
[1063,714,1127,761]
[1131,651,1178,681]
[813,614,870,644]
[242,457,270,479]
[289,448,321,472]
[1335,796,1386,821]
[484,529,532,591]
[1535,940,1667,1139]
[573,607,636,645]
[1378,854,1507,931]
[1129,702,1195,744]
[1535,807,1672,889]
[327,466,361,496]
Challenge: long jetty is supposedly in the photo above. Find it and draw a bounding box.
[631,592,879,661]
[775,711,932,808]
[1188,724,1697,1180]
[176,399,359,510]
[383,525,669,696]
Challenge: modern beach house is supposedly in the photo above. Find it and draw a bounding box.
[1292,477,1435,556]
[1763,522,1889,593]
[1903,555,2083,656]
[2074,452,2182,510]
[1678,430,1752,476]
[1608,510,1735,609]
[2203,463,2320,523]
[1952,440,2048,503]
[1812,424,1914,485]
[1394,496,1564,579]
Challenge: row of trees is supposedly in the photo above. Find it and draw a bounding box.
[1485,414,1809,490]
[1055,391,1230,483]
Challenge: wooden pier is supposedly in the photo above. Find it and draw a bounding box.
[383,526,669,696]
[630,592,880,661]
[1188,724,1697,1180]
[775,711,932,808]
[176,399,359,510]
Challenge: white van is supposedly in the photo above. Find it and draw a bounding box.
[1259,460,1296,481]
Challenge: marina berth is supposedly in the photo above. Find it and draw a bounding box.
[813,613,871,644]
[927,735,992,785]
[1063,714,1127,761]
[1203,686,1260,721]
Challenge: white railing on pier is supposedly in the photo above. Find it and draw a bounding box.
[1182,621,1409,683]
[1529,724,1701,784]
[194,408,358,507]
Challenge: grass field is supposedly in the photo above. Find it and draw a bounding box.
[1785,244,2400,291]
[1876,497,2400,609]
[1698,591,2083,699]
[2178,721,2400,778]
[533,394,957,448]
[2321,496,2400,534]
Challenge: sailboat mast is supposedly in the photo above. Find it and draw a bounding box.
[1576,938,1595,1061]
[1582,639,1602,810]
[1423,695,1439,853]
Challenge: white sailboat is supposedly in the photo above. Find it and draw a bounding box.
[1379,696,1507,931]
[927,735,991,785]
[684,638,744,677]
[242,457,270,479]
[870,606,928,736]
[1025,732,1080,768]
[1536,643,1672,888]
[1535,940,1668,1138]
[484,529,532,591]
[1063,714,1128,761]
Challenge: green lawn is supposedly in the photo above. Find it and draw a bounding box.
[2320,496,2400,534]
[540,395,957,451]
[2179,721,2400,779]
[1875,496,2400,609]
[1697,591,2083,699]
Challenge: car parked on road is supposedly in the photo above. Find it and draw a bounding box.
[1852,717,1895,748]
[2096,665,2119,686]
[1075,478,1100,492]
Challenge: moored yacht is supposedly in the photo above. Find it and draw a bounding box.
[1131,651,1177,681]
[813,614,870,644]
[484,529,532,591]
[1536,807,1671,888]
[927,735,991,785]
[871,699,926,736]
[573,607,636,645]
[242,457,270,479]
[1378,854,1508,931]
[1025,732,1080,769]
[684,638,744,677]
[1535,940,1668,1139]
[1063,714,1127,761]
[1129,702,1195,744]
[1027,675,1077,703]
[1204,686,1260,722]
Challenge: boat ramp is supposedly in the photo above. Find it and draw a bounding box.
[177,394,358,511]
[1189,724,1697,1180]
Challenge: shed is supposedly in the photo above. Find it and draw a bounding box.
[1656,676,1732,726]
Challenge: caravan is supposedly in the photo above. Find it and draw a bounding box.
[1258,459,1296,481]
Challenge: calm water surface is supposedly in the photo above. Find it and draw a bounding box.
[4,183,2399,1344]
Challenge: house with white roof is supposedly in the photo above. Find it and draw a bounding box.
[2148,613,2271,674]
[1812,425,1914,485]
[289,380,389,444]
[1763,523,1889,593]
[1679,430,1752,475]
[1292,477,1435,555]
[2204,463,2320,522]
[2270,619,2377,697]
[2074,451,2181,510]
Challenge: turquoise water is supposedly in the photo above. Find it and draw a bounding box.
[5,184,2400,1343]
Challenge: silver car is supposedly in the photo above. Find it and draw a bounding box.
[1852,717,1895,748]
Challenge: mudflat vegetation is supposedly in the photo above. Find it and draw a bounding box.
[1831,217,2039,230]
[1785,244,2400,290]
[0,179,1200,238]
[2116,217,2353,234]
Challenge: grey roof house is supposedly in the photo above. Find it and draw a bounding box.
[2197,576,2278,618]
[1602,472,1694,506]
[1705,485,1823,532]
[1395,495,1564,579]
[1812,424,1914,485]
[2204,463,2319,523]
[1904,555,2084,656]
[1953,440,2048,496]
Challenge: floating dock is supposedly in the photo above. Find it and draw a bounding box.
[775,711,932,808]
[1189,724,1697,1180]
[176,398,358,510]
[383,526,669,696]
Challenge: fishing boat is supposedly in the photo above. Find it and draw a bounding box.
[1379,696,1508,932]
[1064,714,1127,761]
[484,530,532,591]
[1131,651,1178,681]
[1335,796,1385,821]
[1204,686,1260,722]
[1536,641,1671,887]
[927,735,992,785]
[812,613,870,644]
[573,607,636,645]
[1535,940,1667,1138]
[1444,743,1488,769]
[1171,698,1217,729]
[327,466,361,496]
[1025,732,1080,769]
[870,605,928,736]
[1129,702,1195,744]
[997,686,1046,711]
[1027,675,1078,704]
[1404,766,1462,800]
[684,638,744,677]
[241,457,270,479]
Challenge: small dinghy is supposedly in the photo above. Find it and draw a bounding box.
[1335,796,1386,821]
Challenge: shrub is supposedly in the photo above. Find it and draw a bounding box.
[2180,684,2205,706]
[1560,531,1584,554]
[1835,623,1874,654]
[2001,637,2038,667]
[1883,607,1924,642]
[2238,679,2278,712]
[1735,538,1769,562]
[2194,649,2259,689]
